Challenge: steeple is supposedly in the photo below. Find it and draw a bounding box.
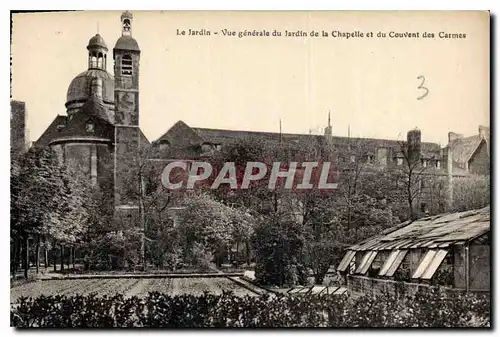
[324,110,332,137]
[121,11,133,36]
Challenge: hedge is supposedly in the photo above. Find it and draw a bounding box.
[11,289,490,328]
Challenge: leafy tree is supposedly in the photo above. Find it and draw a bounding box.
[452,175,490,211]
[83,230,141,270]
[177,193,253,267]
[11,147,90,277]
[253,211,308,287]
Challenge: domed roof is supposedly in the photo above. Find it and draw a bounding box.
[114,36,140,51]
[66,69,114,105]
[87,34,108,50]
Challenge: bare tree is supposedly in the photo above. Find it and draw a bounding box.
[397,140,427,220]
[118,146,176,270]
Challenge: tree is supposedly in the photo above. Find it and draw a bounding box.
[253,211,308,287]
[11,147,90,278]
[452,175,490,212]
[117,146,175,270]
[396,139,427,220]
[177,193,253,268]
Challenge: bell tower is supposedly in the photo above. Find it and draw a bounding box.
[114,10,140,126]
[113,11,142,222]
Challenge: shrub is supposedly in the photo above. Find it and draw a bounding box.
[11,290,489,328]
[185,243,212,271]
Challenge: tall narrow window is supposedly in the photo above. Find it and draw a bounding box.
[97,52,103,69]
[121,55,133,76]
[91,55,98,68]
[86,120,95,133]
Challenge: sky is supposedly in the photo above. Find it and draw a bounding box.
[11,10,489,146]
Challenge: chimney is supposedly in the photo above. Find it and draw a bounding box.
[478,125,490,140]
[448,132,463,143]
[407,128,421,165]
[91,78,103,100]
[324,111,332,141]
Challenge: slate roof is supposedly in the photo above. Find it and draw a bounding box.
[55,110,114,141]
[66,69,114,104]
[114,36,140,52]
[348,206,490,252]
[88,33,108,50]
[34,115,68,147]
[157,122,442,159]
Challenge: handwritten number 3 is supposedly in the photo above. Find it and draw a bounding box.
[417,75,429,100]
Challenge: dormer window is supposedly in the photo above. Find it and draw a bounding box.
[396,157,403,166]
[158,140,170,151]
[201,143,214,154]
[121,55,133,76]
[86,120,95,133]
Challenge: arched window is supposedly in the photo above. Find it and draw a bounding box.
[121,55,133,76]
[86,119,95,133]
[123,19,131,32]
[97,52,103,69]
[90,54,98,68]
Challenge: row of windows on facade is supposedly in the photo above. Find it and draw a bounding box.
[339,154,440,168]
[89,53,107,69]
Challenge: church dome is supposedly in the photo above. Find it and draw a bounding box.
[114,36,140,51]
[87,34,108,50]
[66,69,114,105]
